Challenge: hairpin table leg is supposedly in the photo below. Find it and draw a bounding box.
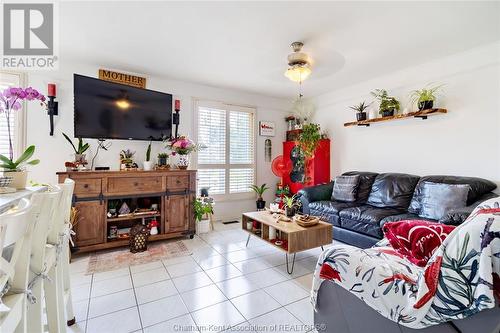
[245,234,251,247]
[286,253,296,274]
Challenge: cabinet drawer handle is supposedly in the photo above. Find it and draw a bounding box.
[134,182,139,186]
[83,184,89,189]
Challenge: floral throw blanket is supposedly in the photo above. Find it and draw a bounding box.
[311,197,500,329]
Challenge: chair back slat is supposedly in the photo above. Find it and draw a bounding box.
[48,179,75,244]
[30,187,62,268]
[0,198,33,290]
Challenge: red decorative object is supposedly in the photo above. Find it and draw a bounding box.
[383,220,455,267]
[174,99,181,111]
[281,139,330,194]
[48,83,56,97]
[271,155,292,178]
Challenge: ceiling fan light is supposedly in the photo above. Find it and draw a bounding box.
[284,65,311,82]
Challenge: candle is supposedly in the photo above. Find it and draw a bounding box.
[174,99,180,111]
[48,83,56,97]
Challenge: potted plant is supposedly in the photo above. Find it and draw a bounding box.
[194,199,213,234]
[371,89,400,117]
[410,84,443,111]
[143,141,153,171]
[297,123,322,183]
[250,184,269,210]
[283,194,301,217]
[0,87,45,189]
[349,101,371,121]
[157,153,169,167]
[0,145,40,189]
[120,149,135,169]
[165,136,205,169]
[62,133,90,164]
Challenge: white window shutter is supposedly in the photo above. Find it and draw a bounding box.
[0,72,22,158]
[196,101,256,199]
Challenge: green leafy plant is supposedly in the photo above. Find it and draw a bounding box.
[283,194,301,209]
[193,199,213,222]
[0,145,40,171]
[145,141,152,162]
[250,184,269,200]
[371,89,400,114]
[120,149,135,163]
[298,123,321,159]
[62,133,90,154]
[349,101,371,113]
[157,153,169,158]
[410,84,443,105]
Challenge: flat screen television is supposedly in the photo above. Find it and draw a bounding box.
[74,74,172,141]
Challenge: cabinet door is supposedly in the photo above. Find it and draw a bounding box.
[166,195,189,233]
[74,200,105,246]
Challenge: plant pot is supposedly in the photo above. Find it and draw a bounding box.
[6,170,28,189]
[74,153,86,163]
[158,157,168,166]
[177,154,189,170]
[256,199,266,210]
[381,109,395,117]
[285,206,295,218]
[196,219,210,234]
[418,100,434,111]
[143,161,153,171]
[356,112,367,121]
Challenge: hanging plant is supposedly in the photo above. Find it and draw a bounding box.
[297,123,321,183]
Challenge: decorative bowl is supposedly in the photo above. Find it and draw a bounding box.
[293,215,320,227]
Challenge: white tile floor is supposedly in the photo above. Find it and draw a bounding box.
[68,222,331,333]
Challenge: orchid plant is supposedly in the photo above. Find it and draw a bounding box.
[0,87,45,171]
[165,136,205,155]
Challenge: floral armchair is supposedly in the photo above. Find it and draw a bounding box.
[312,197,500,332]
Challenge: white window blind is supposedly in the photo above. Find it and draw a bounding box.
[0,72,23,158]
[196,101,255,199]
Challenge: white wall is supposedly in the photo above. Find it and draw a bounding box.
[313,42,500,190]
[25,61,289,221]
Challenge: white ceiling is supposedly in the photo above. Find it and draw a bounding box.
[60,1,500,98]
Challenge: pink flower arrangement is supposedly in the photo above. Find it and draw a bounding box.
[0,87,46,160]
[166,136,204,155]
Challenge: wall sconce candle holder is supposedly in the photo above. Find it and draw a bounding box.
[47,83,58,136]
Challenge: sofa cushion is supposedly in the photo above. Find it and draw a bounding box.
[339,205,406,238]
[380,213,435,229]
[366,173,420,209]
[341,171,378,203]
[419,182,470,220]
[408,175,497,214]
[383,220,456,267]
[309,201,358,226]
[332,175,360,202]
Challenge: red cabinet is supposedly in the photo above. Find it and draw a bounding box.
[282,139,330,194]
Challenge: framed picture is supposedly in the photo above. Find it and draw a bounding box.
[259,121,276,137]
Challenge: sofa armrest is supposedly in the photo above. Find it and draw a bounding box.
[439,192,499,225]
[297,181,333,214]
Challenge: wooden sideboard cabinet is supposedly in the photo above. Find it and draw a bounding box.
[57,169,197,253]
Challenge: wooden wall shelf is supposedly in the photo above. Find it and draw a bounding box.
[344,108,447,127]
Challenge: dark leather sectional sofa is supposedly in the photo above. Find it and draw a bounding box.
[298,172,498,248]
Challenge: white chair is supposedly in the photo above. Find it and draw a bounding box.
[0,198,34,333]
[44,179,75,333]
[25,187,62,333]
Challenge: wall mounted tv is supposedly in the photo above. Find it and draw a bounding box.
[74,74,172,141]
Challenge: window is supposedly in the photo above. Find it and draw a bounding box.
[0,71,25,158]
[196,100,255,199]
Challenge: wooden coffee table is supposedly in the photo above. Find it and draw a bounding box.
[242,211,332,274]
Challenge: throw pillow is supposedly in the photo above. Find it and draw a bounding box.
[383,220,456,267]
[419,182,470,220]
[332,175,360,202]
